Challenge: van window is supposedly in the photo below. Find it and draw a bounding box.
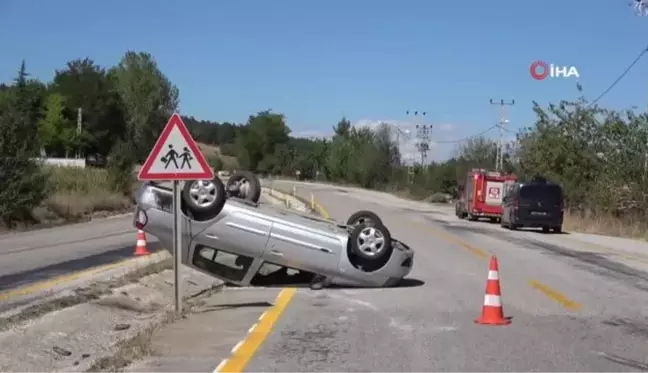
[519,185,562,202]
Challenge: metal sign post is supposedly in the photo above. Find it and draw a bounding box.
[172,180,182,313]
[137,113,215,315]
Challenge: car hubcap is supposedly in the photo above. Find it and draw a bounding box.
[229,179,250,198]
[189,181,217,207]
[357,227,385,257]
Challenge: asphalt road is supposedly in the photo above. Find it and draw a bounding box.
[6,178,648,371]
[237,180,648,372]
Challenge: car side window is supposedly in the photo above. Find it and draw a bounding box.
[192,245,254,282]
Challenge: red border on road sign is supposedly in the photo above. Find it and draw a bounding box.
[138,113,215,181]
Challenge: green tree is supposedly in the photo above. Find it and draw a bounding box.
[39,92,78,157]
[0,62,48,226]
[51,58,125,156]
[235,110,290,172]
[111,51,179,161]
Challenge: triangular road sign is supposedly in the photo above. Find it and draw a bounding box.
[138,113,215,181]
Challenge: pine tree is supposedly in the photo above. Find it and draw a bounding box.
[0,61,48,226]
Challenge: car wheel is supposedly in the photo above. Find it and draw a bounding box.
[346,210,382,227]
[349,223,393,264]
[182,177,227,220]
[542,226,550,233]
[226,171,261,203]
[553,226,562,233]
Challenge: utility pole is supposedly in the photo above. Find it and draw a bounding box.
[76,108,83,159]
[387,122,413,184]
[406,110,432,165]
[489,99,514,171]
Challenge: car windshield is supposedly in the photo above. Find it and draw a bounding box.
[520,184,562,202]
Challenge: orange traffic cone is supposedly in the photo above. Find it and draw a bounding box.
[134,229,151,256]
[475,256,511,325]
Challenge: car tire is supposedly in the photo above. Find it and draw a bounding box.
[349,223,393,265]
[226,171,261,203]
[542,226,550,233]
[553,226,562,234]
[182,177,227,220]
[346,210,382,227]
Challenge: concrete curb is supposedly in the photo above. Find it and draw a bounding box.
[0,264,223,372]
[0,251,172,318]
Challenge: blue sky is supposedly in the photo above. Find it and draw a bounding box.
[2,0,648,160]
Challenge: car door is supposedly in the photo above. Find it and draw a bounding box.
[188,208,272,286]
[263,213,342,277]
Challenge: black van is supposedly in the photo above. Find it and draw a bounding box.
[500,178,564,233]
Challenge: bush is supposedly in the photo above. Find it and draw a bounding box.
[107,140,136,196]
[207,153,223,171]
[0,158,49,227]
[219,143,237,157]
[426,192,452,204]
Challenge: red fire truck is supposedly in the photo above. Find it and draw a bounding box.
[455,169,517,222]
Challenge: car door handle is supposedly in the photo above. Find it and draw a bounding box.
[269,250,283,257]
[319,247,332,253]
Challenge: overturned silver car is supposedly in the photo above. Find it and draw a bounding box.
[133,172,414,289]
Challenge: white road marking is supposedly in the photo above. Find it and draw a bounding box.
[213,359,228,373]
[231,340,244,353]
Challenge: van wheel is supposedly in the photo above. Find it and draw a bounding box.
[226,171,261,203]
[182,177,227,221]
[349,223,393,266]
[347,210,382,227]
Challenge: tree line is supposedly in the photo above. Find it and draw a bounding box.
[1,51,645,225]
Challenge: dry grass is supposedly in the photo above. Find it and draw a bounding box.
[563,211,648,240]
[197,143,238,170]
[28,166,134,226]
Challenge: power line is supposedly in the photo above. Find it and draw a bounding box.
[589,43,648,106]
[434,125,499,144]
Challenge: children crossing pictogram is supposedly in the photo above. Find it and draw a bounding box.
[138,113,214,181]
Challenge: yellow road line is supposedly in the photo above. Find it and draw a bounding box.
[528,280,583,311]
[424,224,491,260]
[215,288,297,373]
[313,201,330,219]
[0,256,144,302]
